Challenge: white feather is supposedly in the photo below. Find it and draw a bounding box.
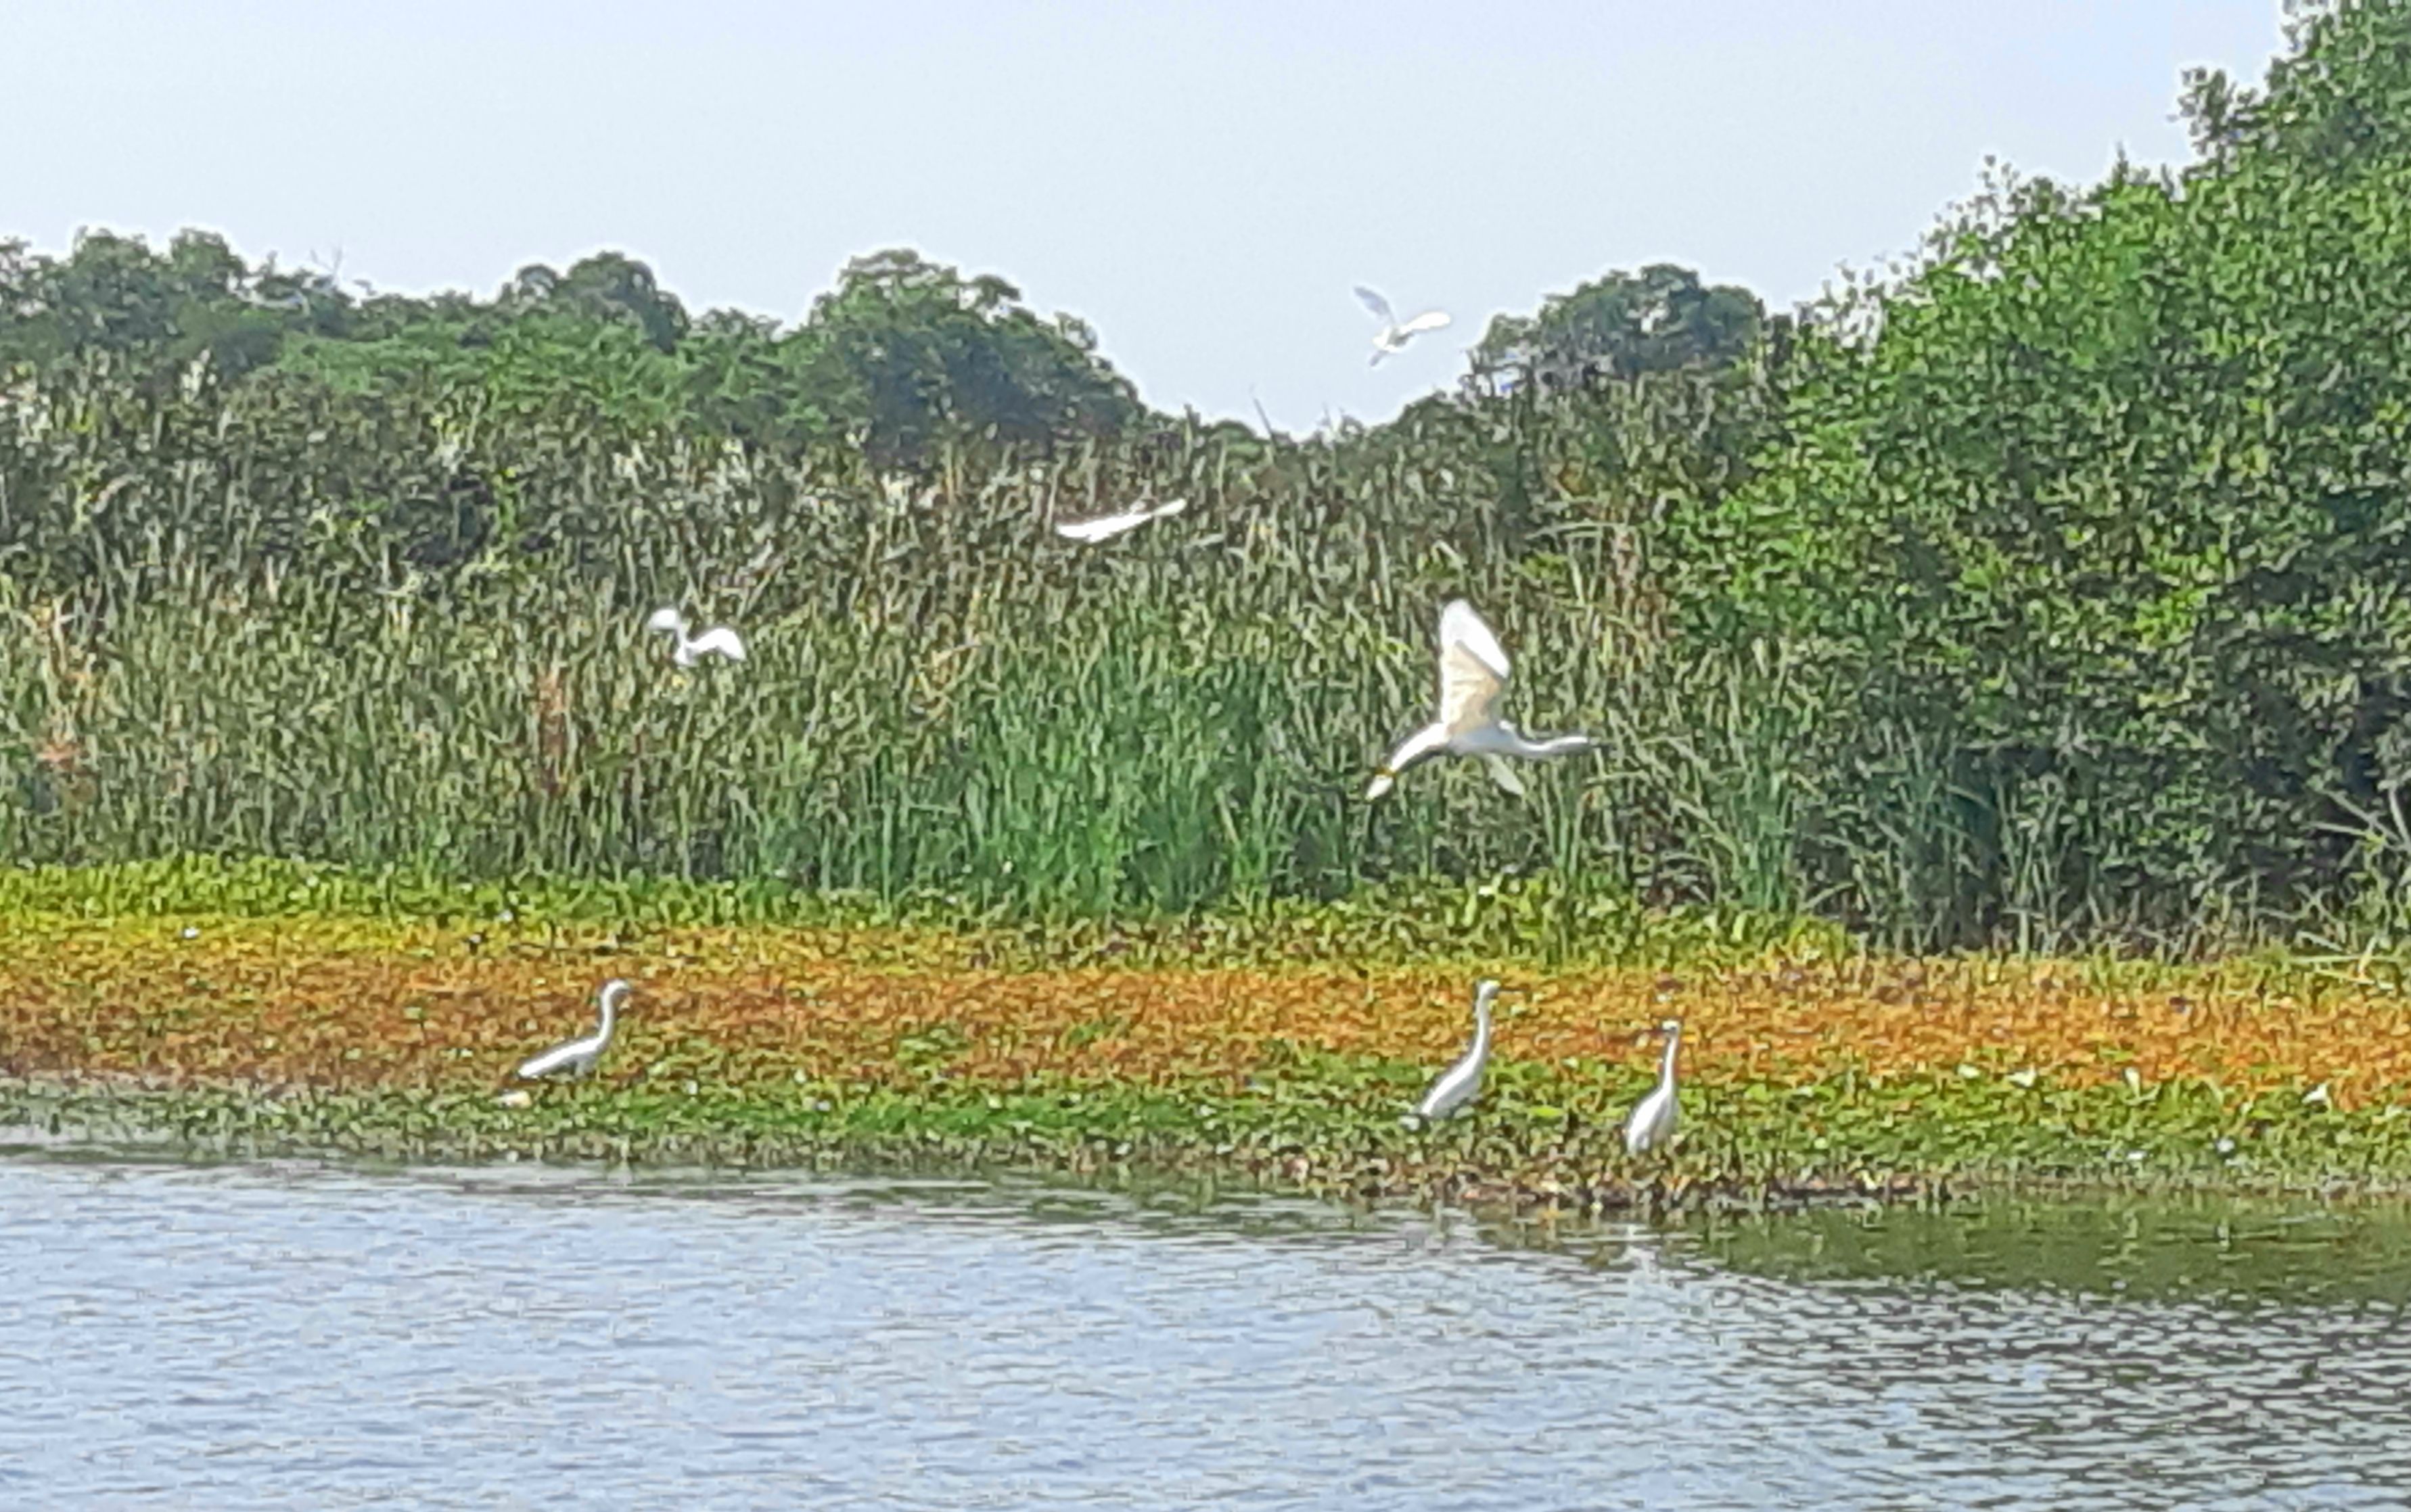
[1436,599,1512,735]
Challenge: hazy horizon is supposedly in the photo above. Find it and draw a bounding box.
[7,1,2287,431]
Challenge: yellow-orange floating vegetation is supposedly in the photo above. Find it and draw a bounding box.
[2,919,2407,1105]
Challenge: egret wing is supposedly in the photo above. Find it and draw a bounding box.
[1055,510,1142,543]
[1354,285,1396,323]
[690,626,748,662]
[1434,599,1511,733]
[645,606,685,634]
[1397,310,1452,337]
[1058,498,1186,544]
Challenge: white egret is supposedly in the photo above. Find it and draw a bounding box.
[1623,1019,1683,1155]
[646,606,747,667]
[1408,979,1517,1123]
[515,978,632,1081]
[1054,497,1189,545]
[1356,286,1452,366]
[1365,599,1597,800]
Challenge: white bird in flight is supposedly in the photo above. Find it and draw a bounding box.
[515,978,633,1081]
[1623,1019,1683,1155]
[646,606,747,667]
[1407,978,1515,1124]
[1364,599,1598,800]
[1054,497,1190,545]
[1356,286,1452,366]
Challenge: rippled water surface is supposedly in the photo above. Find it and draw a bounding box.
[4,1151,2410,1509]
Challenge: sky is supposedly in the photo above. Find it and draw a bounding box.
[5,1,2288,433]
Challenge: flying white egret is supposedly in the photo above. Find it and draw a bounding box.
[515,978,632,1081]
[1054,497,1190,545]
[646,607,747,667]
[1356,286,1452,366]
[1407,979,1518,1124]
[1365,599,1598,800]
[1623,1019,1683,1155]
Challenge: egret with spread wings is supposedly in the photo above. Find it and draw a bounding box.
[1054,497,1189,545]
[1356,285,1452,366]
[647,607,748,668]
[1364,599,1597,800]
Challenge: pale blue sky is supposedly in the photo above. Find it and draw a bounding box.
[7,1,2284,432]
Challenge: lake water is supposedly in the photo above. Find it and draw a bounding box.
[3,1148,2408,1509]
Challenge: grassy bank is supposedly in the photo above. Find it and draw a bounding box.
[4,864,2406,1210]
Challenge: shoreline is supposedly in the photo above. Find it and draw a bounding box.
[4,900,2408,1210]
[8,1072,2406,1214]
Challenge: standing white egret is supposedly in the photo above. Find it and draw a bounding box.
[1365,599,1597,800]
[515,978,632,1081]
[1356,286,1452,366]
[1054,497,1190,545]
[646,606,748,667]
[1623,1019,1683,1155]
[1408,979,1517,1123]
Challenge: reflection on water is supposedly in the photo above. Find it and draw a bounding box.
[1687,1196,2411,1308]
[2,1150,2407,1510]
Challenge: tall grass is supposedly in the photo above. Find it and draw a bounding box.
[0,540,1723,920]
[0,350,2388,956]
[4,354,1787,928]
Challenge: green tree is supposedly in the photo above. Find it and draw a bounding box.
[787,248,1141,469]
[538,252,691,352]
[1663,0,2411,943]
[1472,263,1770,394]
[0,228,345,377]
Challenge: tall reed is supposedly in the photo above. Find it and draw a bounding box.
[1,355,1739,924]
[0,347,2374,953]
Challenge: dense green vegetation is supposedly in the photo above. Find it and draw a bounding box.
[7,1038,2400,1211]
[7,1,2411,957]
